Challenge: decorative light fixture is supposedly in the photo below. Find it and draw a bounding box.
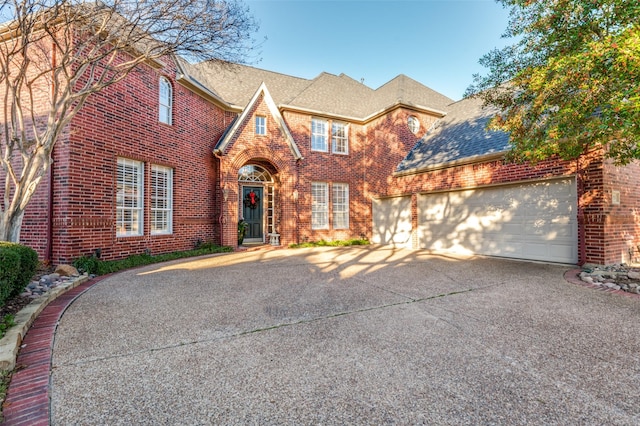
[222,185,229,201]
[292,189,299,201]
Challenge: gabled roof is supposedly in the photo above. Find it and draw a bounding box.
[372,75,452,114]
[190,61,311,108]
[182,61,452,120]
[395,96,510,175]
[286,72,375,119]
[213,83,302,160]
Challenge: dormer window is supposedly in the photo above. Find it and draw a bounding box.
[159,77,173,125]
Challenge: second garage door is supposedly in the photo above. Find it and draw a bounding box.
[417,178,578,264]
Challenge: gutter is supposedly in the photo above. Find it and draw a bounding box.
[393,151,507,177]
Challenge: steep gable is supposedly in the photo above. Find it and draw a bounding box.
[214,83,302,160]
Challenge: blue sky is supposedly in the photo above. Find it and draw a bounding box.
[244,0,512,100]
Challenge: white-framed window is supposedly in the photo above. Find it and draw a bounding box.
[151,165,173,235]
[311,182,329,229]
[332,183,349,229]
[159,77,172,125]
[311,118,328,152]
[255,115,266,135]
[116,158,144,237]
[332,122,348,154]
[408,115,420,134]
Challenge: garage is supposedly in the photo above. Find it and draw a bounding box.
[417,178,578,264]
[372,196,412,248]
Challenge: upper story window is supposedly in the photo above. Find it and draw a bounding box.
[116,157,144,237]
[255,115,266,135]
[159,77,173,125]
[408,115,420,134]
[311,118,328,152]
[331,122,349,154]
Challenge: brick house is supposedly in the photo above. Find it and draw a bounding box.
[8,57,640,266]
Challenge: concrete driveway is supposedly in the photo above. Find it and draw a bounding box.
[50,246,640,425]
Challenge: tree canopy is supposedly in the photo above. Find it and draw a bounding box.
[466,0,640,165]
[0,0,259,242]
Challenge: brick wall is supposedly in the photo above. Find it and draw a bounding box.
[46,56,228,263]
[601,159,640,264]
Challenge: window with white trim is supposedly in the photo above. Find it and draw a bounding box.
[255,115,266,135]
[151,165,173,235]
[311,182,329,229]
[311,118,328,152]
[159,77,172,125]
[116,158,144,237]
[332,183,349,229]
[331,122,348,154]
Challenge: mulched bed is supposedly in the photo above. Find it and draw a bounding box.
[0,265,55,319]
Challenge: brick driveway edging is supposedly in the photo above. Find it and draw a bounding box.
[2,276,106,426]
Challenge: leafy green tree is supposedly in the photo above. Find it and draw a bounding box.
[467,0,640,164]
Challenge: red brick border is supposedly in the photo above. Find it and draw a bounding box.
[2,277,107,425]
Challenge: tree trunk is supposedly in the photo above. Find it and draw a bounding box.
[0,209,25,243]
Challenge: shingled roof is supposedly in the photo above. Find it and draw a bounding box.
[183,61,452,120]
[396,96,510,174]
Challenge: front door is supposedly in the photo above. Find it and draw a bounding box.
[242,186,263,241]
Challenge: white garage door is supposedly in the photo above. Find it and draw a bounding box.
[418,178,578,263]
[372,196,412,248]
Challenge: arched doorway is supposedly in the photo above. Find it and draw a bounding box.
[238,164,275,243]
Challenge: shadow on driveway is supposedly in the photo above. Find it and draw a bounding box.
[50,246,640,424]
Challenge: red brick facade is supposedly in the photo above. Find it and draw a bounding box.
[3,56,639,266]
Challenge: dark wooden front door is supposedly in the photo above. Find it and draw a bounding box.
[242,186,263,240]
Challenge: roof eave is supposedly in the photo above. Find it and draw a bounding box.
[175,61,240,112]
[278,101,447,124]
[393,150,508,177]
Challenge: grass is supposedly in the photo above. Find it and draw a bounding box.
[289,238,369,249]
[0,315,15,340]
[73,243,233,276]
[0,369,11,422]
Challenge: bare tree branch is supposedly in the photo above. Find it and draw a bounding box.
[0,0,259,242]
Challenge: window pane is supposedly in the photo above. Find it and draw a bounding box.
[311,182,328,229]
[332,122,348,154]
[116,158,143,236]
[333,183,349,229]
[151,165,173,235]
[159,77,172,125]
[311,118,327,151]
[255,116,266,135]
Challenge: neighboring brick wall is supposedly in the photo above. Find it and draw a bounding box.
[601,159,640,264]
[45,56,228,263]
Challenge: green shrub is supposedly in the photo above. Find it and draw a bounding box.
[73,244,233,276]
[289,238,370,248]
[0,242,38,306]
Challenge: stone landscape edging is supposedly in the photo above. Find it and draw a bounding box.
[0,274,89,371]
[563,269,640,299]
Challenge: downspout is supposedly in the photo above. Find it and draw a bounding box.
[46,152,53,263]
[46,43,57,264]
